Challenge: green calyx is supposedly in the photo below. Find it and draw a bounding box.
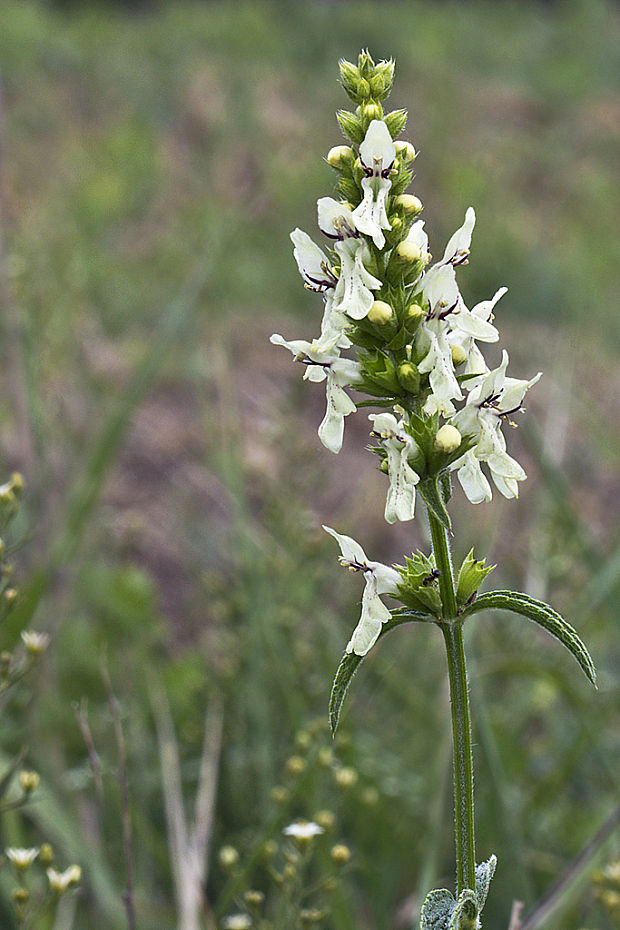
[396,552,443,617]
[455,550,495,609]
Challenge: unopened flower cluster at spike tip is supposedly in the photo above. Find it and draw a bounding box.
[271,51,541,656]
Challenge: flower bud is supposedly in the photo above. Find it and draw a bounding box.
[334,766,358,788]
[39,844,54,865]
[357,49,375,77]
[367,300,393,325]
[12,888,28,905]
[406,303,425,329]
[360,101,383,127]
[270,784,289,803]
[338,60,363,98]
[218,846,240,870]
[331,843,351,865]
[361,786,380,806]
[244,889,265,912]
[18,770,40,793]
[395,193,423,215]
[370,60,395,99]
[451,344,467,366]
[317,746,333,767]
[395,241,422,264]
[394,139,416,161]
[315,809,336,831]
[336,109,364,144]
[327,145,353,169]
[397,361,420,394]
[285,755,306,776]
[434,425,462,454]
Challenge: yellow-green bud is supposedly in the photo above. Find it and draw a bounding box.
[18,770,40,793]
[406,303,425,325]
[4,588,17,605]
[218,845,240,870]
[285,755,306,776]
[389,216,403,235]
[270,784,289,803]
[394,140,416,161]
[300,908,324,925]
[334,766,358,788]
[283,862,297,881]
[315,809,336,831]
[317,746,333,767]
[361,786,380,806]
[451,344,467,366]
[12,888,28,905]
[295,729,311,750]
[434,425,462,454]
[395,193,423,215]
[244,889,265,910]
[397,361,420,394]
[395,241,422,263]
[331,844,351,865]
[360,101,383,125]
[367,300,393,325]
[327,145,353,169]
[39,844,54,865]
[260,840,277,861]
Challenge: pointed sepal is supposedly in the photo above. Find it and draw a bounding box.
[475,855,497,912]
[456,550,495,609]
[461,590,596,685]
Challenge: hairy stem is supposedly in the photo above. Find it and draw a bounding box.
[428,509,476,895]
[441,621,476,895]
[428,509,457,619]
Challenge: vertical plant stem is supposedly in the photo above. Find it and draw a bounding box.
[441,621,476,895]
[428,509,476,894]
[428,510,457,620]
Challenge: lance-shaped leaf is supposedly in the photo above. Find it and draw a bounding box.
[475,855,497,912]
[329,610,431,735]
[460,590,596,685]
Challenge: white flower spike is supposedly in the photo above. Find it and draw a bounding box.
[323,526,401,655]
[352,120,396,248]
[270,334,361,453]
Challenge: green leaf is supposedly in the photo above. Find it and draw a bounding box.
[449,889,478,929]
[461,590,596,685]
[475,855,497,911]
[420,888,455,930]
[329,610,432,735]
[419,476,452,532]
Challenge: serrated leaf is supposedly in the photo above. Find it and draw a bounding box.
[475,855,497,911]
[461,590,596,685]
[420,888,455,930]
[419,476,452,532]
[329,610,432,735]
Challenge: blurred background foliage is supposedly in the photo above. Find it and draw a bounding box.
[0,0,619,927]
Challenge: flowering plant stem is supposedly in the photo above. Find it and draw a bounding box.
[428,508,476,896]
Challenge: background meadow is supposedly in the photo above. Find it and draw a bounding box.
[0,1,619,927]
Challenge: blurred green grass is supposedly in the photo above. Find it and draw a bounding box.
[0,1,619,928]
